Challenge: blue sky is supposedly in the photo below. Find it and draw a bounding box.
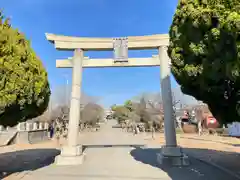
[1,0,183,107]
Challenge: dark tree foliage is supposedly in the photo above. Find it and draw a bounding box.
[112,106,130,122]
[168,0,240,124]
[81,103,104,125]
[0,12,51,127]
[124,100,134,112]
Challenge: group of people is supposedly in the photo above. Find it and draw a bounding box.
[47,121,67,140]
[182,110,203,135]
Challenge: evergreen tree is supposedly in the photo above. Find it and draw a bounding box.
[168,0,240,124]
[0,12,51,126]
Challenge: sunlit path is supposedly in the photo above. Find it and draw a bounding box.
[16,120,237,180]
[21,120,170,180]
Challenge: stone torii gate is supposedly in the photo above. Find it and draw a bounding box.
[46,33,189,166]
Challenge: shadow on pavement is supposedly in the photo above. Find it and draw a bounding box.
[0,148,60,179]
[184,148,240,178]
[130,147,240,180]
[82,144,145,150]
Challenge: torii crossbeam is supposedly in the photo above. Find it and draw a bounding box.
[56,56,161,68]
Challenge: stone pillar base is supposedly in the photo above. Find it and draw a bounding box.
[157,146,190,166]
[55,145,85,165]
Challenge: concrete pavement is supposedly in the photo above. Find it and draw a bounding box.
[5,120,239,180]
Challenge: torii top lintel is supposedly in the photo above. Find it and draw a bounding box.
[45,33,169,51]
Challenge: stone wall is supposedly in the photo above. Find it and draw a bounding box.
[0,122,50,144]
[16,129,49,144]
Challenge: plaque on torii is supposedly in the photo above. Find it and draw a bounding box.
[113,37,128,63]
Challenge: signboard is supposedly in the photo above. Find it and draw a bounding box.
[113,37,128,62]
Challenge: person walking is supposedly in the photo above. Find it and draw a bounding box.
[151,125,155,139]
[48,122,54,139]
[198,120,203,136]
[133,122,138,136]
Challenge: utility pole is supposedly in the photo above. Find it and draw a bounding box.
[63,74,69,107]
[66,78,69,106]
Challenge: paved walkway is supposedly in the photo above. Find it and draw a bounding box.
[146,133,240,179]
[3,121,240,180]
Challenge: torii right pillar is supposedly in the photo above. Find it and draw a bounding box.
[158,46,189,166]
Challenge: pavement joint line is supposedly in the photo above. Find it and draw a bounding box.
[188,154,240,180]
[18,171,31,180]
[8,170,31,180]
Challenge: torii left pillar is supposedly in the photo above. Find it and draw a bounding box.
[55,49,85,165]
